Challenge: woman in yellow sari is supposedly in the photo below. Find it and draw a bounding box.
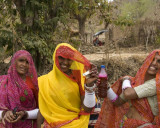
[37,43,98,128]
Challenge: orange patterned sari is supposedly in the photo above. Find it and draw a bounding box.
[95,50,160,128]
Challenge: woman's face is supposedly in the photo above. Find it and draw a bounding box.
[16,56,29,76]
[147,53,160,76]
[58,56,73,74]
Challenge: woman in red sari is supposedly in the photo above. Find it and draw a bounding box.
[95,50,160,128]
[0,50,39,128]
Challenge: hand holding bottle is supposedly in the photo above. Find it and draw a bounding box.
[84,64,98,87]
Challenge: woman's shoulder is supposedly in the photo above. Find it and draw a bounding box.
[145,78,156,84]
[38,71,53,85]
[38,74,48,82]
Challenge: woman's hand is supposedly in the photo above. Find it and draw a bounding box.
[85,64,98,87]
[2,110,27,125]
[2,110,16,125]
[14,111,27,121]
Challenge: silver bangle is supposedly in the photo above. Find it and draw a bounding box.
[122,76,130,81]
[84,83,96,92]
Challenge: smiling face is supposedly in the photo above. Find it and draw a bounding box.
[15,56,29,77]
[147,53,160,77]
[58,56,73,74]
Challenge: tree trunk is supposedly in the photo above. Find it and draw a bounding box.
[13,0,27,24]
[105,24,110,66]
[34,49,41,72]
[78,18,86,38]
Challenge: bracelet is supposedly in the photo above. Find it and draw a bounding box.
[84,83,96,92]
[25,109,39,119]
[83,91,96,108]
[122,76,131,81]
[107,88,118,102]
[122,79,132,91]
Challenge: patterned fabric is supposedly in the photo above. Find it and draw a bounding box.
[95,50,160,128]
[38,43,91,128]
[119,115,128,128]
[88,101,101,128]
[0,50,38,128]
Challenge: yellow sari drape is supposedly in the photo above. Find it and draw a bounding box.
[38,43,90,128]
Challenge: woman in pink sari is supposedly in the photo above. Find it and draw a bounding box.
[0,50,39,128]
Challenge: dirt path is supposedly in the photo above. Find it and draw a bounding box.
[3,53,148,63]
[84,53,148,61]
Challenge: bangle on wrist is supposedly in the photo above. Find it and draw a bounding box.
[107,88,118,102]
[122,76,130,81]
[83,91,96,108]
[122,79,131,91]
[84,83,96,92]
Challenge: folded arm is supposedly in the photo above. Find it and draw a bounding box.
[113,78,156,106]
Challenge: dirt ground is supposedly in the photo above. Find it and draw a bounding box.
[84,52,148,61]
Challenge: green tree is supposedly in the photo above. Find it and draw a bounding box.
[65,0,99,38]
[0,0,67,73]
[117,0,156,25]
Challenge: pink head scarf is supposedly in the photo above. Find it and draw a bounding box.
[0,50,38,128]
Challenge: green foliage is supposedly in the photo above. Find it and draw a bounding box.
[0,45,8,63]
[0,0,117,73]
[67,0,96,16]
[0,0,68,73]
[114,16,134,26]
[155,30,160,45]
[63,0,99,36]
[70,39,81,49]
[155,36,160,45]
[96,0,117,27]
[0,0,20,53]
[119,0,156,24]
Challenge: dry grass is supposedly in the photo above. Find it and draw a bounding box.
[92,55,147,85]
[107,55,146,84]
